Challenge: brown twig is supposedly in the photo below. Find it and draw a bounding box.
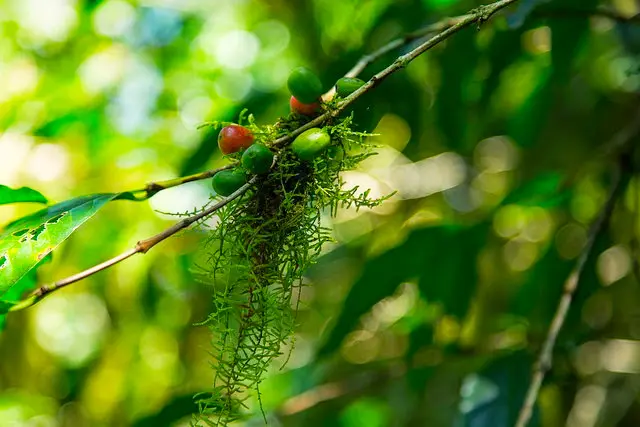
[10,177,257,311]
[514,115,640,427]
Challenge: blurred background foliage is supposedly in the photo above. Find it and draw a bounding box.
[0,0,639,426]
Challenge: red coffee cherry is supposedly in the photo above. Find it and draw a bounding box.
[218,125,255,155]
[290,96,321,117]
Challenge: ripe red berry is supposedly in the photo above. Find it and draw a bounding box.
[290,96,321,117]
[218,125,255,155]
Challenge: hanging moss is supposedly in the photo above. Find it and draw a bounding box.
[191,110,391,426]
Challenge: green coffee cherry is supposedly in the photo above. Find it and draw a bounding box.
[287,67,324,104]
[242,143,274,174]
[291,128,331,161]
[335,77,365,97]
[212,169,248,196]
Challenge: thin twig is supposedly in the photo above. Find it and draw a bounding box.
[514,116,640,427]
[127,164,236,200]
[10,177,257,311]
[279,0,520,148]
[321,16,466,101]
[321,5,639,102]
[10,0,521,309]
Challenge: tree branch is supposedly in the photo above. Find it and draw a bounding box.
[514,115,640,427]
[9,177,257,311]
[126,164,237,200]
[276,0,520,149]
[319,3,639,103]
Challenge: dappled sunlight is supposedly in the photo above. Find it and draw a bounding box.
[32,293,110,367]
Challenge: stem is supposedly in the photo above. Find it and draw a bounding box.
[514,114,640,427]
[11,177,256,311]
[320,5,639,102]
[276,0,519,149]
[514,169,622,427]
[127,164,236,200]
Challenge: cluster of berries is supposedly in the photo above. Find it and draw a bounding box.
[212,68,365,196]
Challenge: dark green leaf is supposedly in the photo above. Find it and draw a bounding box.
[417,224,487,318]
[549,0,598,83]
[479,27,525,107]
[0,193,118,296]
[0,300,14,314]
[435,28,479,152]
[458,352,540,427]
[0,185,47,205]
[509,72,553,148]
[511,244,573,330]
[500,172,569,207]
[319,223,487,357]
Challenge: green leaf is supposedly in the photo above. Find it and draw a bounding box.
[435,28,479,152]
[500,172,570,207]
[0,300,14,315]
[549,0,597,83]
[0,193,118,297]
[0,185,47,205]
[0,253,52,330]
[479,27,525,107]
[417,224,487,318]
[319,223,488,357]
[508,71,553,148]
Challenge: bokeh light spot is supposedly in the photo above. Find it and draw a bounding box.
[214,30,260,70]
[33,293,110,367]
[597,245,631,286]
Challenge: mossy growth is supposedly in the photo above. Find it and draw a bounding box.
[193,108,390,426]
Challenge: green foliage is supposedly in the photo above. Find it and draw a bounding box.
[320,224,487,357]
[0,194,118,295]
[500,172,569,207]
[0,185,47,205]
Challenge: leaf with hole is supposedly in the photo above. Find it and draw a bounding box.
[0,193,119,297]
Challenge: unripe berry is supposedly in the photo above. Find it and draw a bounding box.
[287,67,324,104]
[241,143,274,174]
